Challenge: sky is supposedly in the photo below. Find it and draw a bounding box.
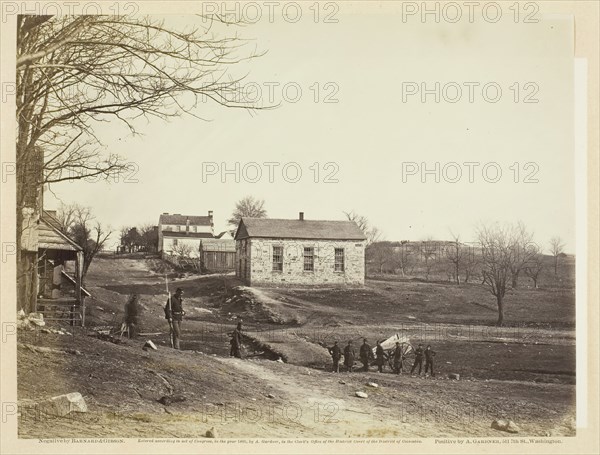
[44,3,576,253]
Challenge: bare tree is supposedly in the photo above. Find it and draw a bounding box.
[508,221,537,288]
[524,247,545,289]
[172,242,200,272]
[549,236,565,276]
[228,196,267,229]
[477,223,514,326]
[344,210,382,246]
[173,242,194,259]
[58,203,111,282]
[462,244,480,283]
[367,241,395,274]
[445,233,464,285]
[16,15,265,311]
[392,241,413,277]
[419,237,438,281]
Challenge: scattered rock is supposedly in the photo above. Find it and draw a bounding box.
[446,361,452,365]
[144,340,158,351]
[21,392,88,418]
[17,319,34,330]
[276,357,284,363]
[407,316,416,320]
[158,394,186,406]
[17,309,26,319]
[448,373,460,380]
[28,312,45,326]
[491,419,520,433]
[355,391,368,398]
[205,427,217,438]
[366,382,379,388]
[21,344,81,356]
[339,380,346,385]
[267,393,275,399]
[93,333,124,344]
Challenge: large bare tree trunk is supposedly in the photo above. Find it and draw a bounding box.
[496,295,504,326]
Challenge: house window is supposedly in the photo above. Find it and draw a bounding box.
[193,226,197,232]
[272,246,283,272]
[177,225,181,232]
[334,248,345,272]
[303,247,314,272]
[173,239,178,247]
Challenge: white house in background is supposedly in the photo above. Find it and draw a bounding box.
[158,212,214,257]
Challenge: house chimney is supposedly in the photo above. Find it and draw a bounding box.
[299,212,304,221]
[186,217,190,232]
[208,210,213,217]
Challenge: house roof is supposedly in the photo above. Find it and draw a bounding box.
[162,231,214,239]
[200,238,236,252]
[38,213,82,252]
[159,213,212,226]
[235,218,367,241]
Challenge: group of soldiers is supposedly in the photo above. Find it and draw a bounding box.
[328,338,436,376]
[161,291,437,377]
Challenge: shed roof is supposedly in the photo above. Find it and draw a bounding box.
[235,218,366,241]
[159,213,212,226]
[38,214,82,252]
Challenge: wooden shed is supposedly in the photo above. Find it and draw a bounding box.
[36,212,90,326]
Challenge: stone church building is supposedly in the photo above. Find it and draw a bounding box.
[235,213,366,286]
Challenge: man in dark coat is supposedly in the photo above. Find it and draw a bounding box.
[392,341,404,374]
[344,340,356,372]
[424,344,436,376]
[164,288,185,349]
[230,322,243,358]
[375,340,387,373]
[411,343,424,375]
[124,293,140,339]
[328,341,342,373]
[359,338,373,372]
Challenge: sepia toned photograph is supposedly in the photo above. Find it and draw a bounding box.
[1,1,598,453]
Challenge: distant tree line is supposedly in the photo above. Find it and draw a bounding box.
[119,225,159,253]
[362,219,569,327]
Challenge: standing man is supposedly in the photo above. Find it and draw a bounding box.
[344,340,356,372]
[375,340,386,373]
[411,343,424,375]
[123,293,141,339]
[230,321,243,358]
[328,341,342,373]
[424,344,436,377]
[164,287,185,350]
[359,338,372,372]
[393,341,404,374]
